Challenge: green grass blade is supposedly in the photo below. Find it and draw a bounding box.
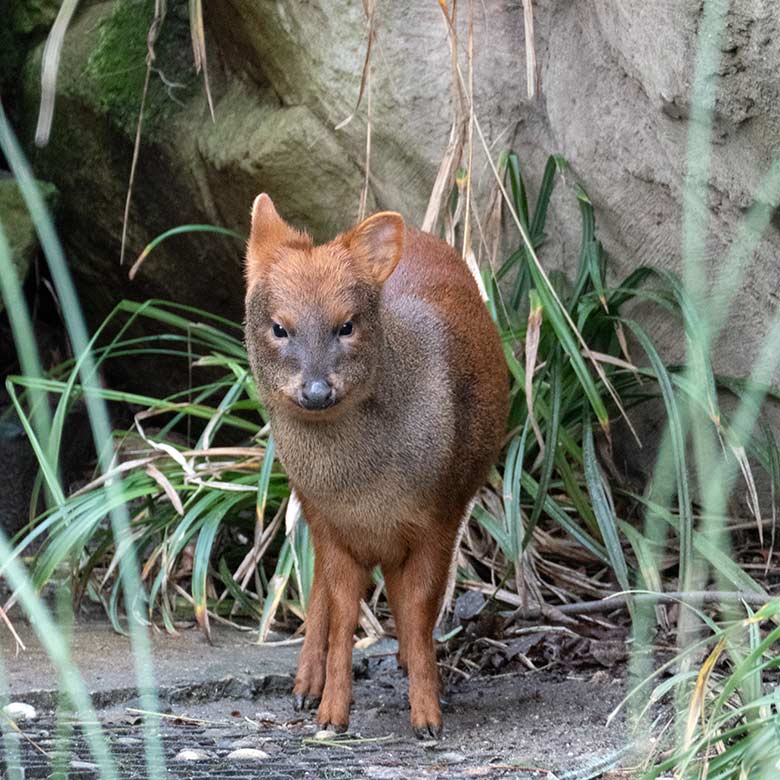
[258,537,295,642]
[529,155,566,239]
[506,152,530,233]
[530,270,610,431]
[583,414,631,598]
[131,225,245,280]
[473,504,514,558]
[523,354,561,548]
[503,418,530,559]
[520,470,610,564]
[622,318,694,593]
[0,104,166,777]
[218,557,262,620]
[192,496,245,638]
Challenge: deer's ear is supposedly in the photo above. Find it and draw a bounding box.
[245,194,306,285]
[345,212,405,284]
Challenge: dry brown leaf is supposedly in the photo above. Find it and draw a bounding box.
[145,463,184,515]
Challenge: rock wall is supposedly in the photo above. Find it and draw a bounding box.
[5,0,780,382]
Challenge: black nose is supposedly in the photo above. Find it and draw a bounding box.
[300,379,334,410]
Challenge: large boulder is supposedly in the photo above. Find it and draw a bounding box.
[7,0,780,387]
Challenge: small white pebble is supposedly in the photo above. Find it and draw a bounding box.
[70,760,98,770]
[3,703,37,721]
[174,749,209,762]
[314,729,337,740]
[114,736,142,746]
[227,748,270,761]
[254,710,276,722]
[437,751,467,763]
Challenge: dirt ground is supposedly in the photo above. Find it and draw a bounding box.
[1,622,644,779]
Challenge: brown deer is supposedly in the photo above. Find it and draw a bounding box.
[244,194,508,737]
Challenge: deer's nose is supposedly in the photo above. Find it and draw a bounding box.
[300,379,334,410]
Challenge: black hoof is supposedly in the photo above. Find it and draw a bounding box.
[413,723,443,740]
[294,693,322,712]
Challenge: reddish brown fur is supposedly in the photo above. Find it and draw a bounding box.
[244,195,508,737]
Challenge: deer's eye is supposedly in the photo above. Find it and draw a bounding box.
[272,322,288,338]
[338,321,353,337]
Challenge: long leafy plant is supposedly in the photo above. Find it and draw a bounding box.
[8,154,776,647]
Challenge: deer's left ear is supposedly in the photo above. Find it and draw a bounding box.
[245,194,306,285]
[344,212,405,285]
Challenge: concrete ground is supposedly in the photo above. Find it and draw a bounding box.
[1,621,644,779]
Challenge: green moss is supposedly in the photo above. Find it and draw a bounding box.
[12,0,60,36]
[85,0,197,136]
[2,2,61,102]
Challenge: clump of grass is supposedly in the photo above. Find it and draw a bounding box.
[8,153,777,649]
[0,101,165,779]
[462,153,774,619]
[627,598,780,779]
[7,297,297,642]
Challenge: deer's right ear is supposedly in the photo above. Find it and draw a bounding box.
[245,194,304,286]
[345,212,405,285]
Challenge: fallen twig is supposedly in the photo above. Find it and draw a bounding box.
[1,711,49,756]
[510,591,776,621]
[125,707,226,726]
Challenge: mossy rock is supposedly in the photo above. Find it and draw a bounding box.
[85,0,197,136]
[2,1,61,96]
[0,177,59,310]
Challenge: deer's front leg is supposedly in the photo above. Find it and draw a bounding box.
[293,549,329,711]
[315,537,369,732]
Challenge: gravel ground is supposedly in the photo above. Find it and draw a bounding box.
[1,622,645,779]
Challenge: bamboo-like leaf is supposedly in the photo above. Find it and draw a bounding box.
[257,538,295,642]
[622,318,695,593]
[505,152,530,233]
[520,471,610,564]
[5,382,65,507]
[217,557,261,620]
[503,418,530,559]
[523,354,561,548]
[129,225,243,280]
[144,464,185,516]
[619,523,663,597]
[524,290,544,450]
[583,414,631,599]
[473,504,513,558]
[192,495,244,640]
[529,155,566,240]
[256,434,276,527]
[10,375,257,433]
[531,272,610,432]
[684,637,727,751]
[633,494,767,596]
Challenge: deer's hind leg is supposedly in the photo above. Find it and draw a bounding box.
[383,527,457,739]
